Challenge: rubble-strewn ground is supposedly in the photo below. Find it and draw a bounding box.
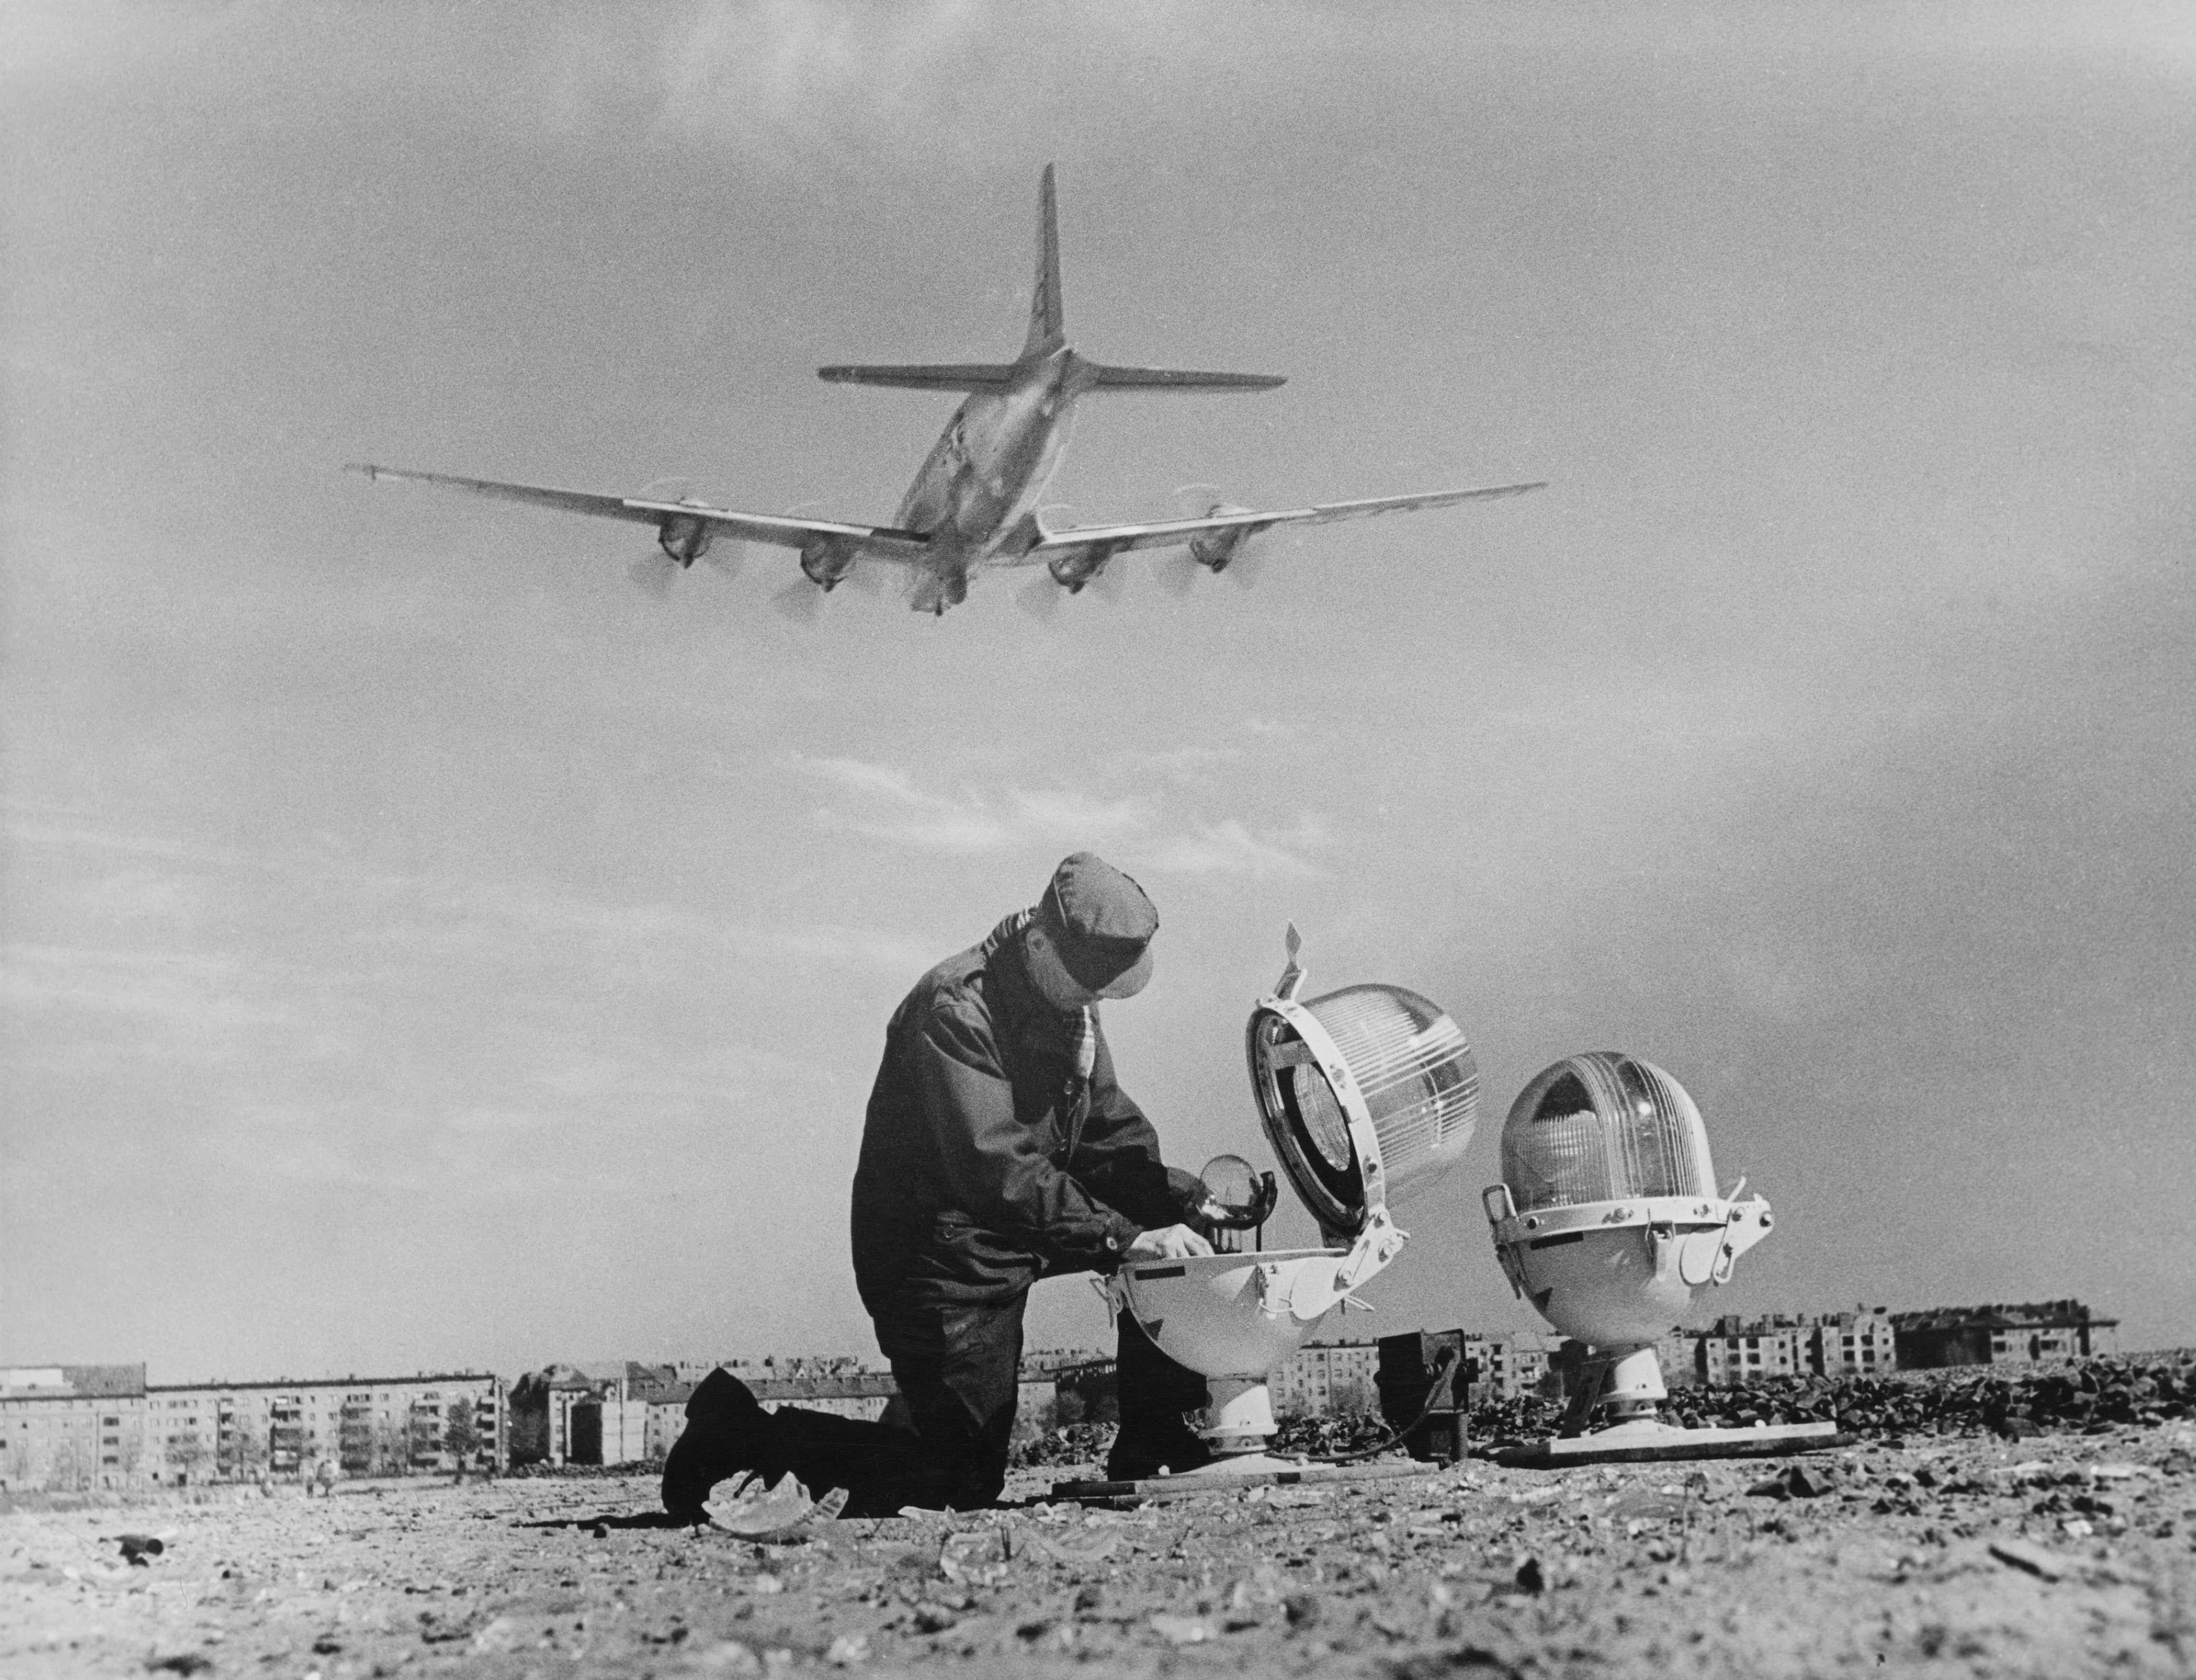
[6,1412,2195,1680]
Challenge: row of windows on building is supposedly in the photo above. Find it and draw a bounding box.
[0,1368,507,1493]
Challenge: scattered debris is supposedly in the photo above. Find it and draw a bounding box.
[939,1525,1014,1585]
[707,1475,847,1541]
[1383,1646,1527,1680]
[468,1615,522,1653]
[697,1639,762,1674]
[1988,1537,2068,1582]
[14,1362,2194,1679]
[1748,1464,1833,1501]
[1609,1485,1689,1523]
[1150,1612,1216,1644]
[1475,1352,2196,1446]
[1026,1525,1119,1566]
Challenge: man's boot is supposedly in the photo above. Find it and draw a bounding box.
[1105,1314,1215,1481]
[661,1369,781,1520]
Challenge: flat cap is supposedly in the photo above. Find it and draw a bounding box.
[1037,852,1158,998]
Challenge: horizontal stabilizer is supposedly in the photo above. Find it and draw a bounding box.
[1086,363,1286,393]
[817,363,1019,392]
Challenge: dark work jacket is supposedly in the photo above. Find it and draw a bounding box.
[850,918,1187,1322]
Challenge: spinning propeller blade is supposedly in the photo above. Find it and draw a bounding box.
[1162,481,1265,589]
[627,552,680,598]
[1016,570,1063,622]
[773,577,823,624]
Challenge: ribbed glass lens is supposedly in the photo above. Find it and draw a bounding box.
[1500,1054,1716,1212]
[1249,983,1478,1233]
[1290,1065,1353,1169]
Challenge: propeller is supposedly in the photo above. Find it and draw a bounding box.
[1016,569,1063,623]
[782,502,882,597]
[1159,482,1266,590]
[627,551,680,598]
[1088,551,1128,602]
[773,576,824,624]
[1029,502,1127,604]
[631,476,746,592]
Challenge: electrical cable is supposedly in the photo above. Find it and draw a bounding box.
[1292,1346,1463,1465]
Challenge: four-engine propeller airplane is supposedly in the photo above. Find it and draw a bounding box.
[349,165,1543,616]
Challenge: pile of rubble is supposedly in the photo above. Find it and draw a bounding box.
[1473,1351,2195,1444]
[1007,1421,1116,1469]
[1269,1412,1398,1458]
[1008,1354,2196,1470]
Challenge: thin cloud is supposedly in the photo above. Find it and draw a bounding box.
[776,924,952,979]
[786,754,1327,880]
[1148,820,1323,880]
[788,753,1149,856]
[1106,744,1245,789]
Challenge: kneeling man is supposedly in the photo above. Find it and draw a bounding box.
[665,852,1215,1518]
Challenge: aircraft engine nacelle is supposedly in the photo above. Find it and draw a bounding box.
[1188,505,1257,574]
[657,512,714,568]
[1048,546,1117,594]
[801,536,858,590]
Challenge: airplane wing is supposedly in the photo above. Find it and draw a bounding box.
[344,464,931,558]
[1015,480,1547,564]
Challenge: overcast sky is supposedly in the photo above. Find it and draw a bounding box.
[4,3,2192,1384]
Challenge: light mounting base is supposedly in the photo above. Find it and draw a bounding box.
[1491,1418,1849,1467]
[1051,1456,1434,1507]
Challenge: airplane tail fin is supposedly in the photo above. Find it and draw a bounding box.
[1022,163,1065,358]
[821,165,1285,395]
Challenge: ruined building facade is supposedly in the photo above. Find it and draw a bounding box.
[1892,1300,2118,1370]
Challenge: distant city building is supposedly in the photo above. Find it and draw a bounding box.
[0,1365,147,1492]
[1460,1334,1560,1401]
[1697,1315,1806,1386]
[1808,1307,1897,1378]
[1270,1339,1382,1416]
[1892,1300,2119,1369]
[516,1361,921,1468]
[748,1372,901,1424]
[3,1365,502,1489]
[510,1363,663,1467]
[145,1374,504,1484]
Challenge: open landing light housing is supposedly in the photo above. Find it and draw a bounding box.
[1094,926,1479,1475]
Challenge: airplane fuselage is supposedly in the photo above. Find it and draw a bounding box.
[893,350,1077,595]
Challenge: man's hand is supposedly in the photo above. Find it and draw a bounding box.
[1126,1224,1214,1260]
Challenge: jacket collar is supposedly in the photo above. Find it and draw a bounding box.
[980,910,1087,1063]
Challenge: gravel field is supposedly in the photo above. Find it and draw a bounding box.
[5,1413,2195,1680]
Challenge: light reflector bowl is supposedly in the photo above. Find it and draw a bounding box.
[1114,1250,1343,1379]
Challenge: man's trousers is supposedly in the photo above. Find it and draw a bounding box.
[684,1298,1209,1518]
